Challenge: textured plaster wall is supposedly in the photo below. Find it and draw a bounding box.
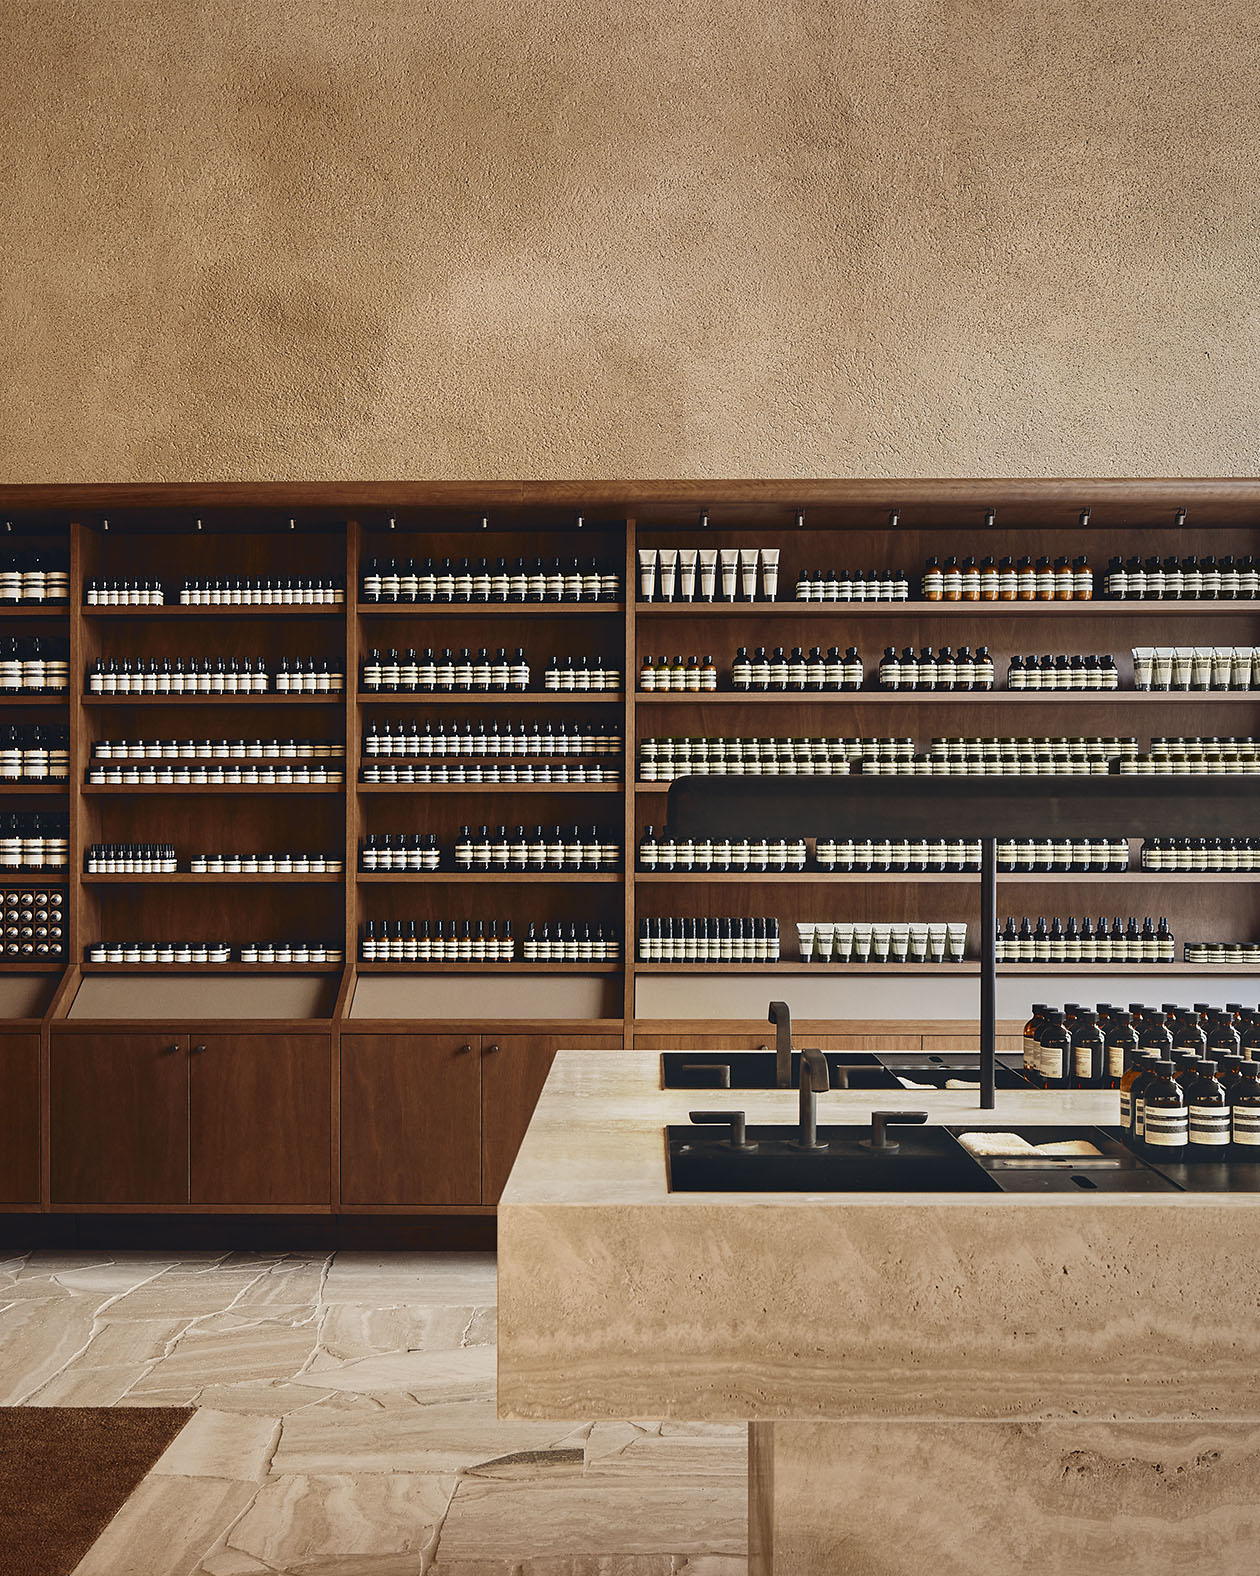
[2,0,1258,481]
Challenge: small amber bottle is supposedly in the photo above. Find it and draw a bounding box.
[1230,1059,1260,1151]
[1120,1050,1159,1139]
[1070,1010,1105,1089]
[1038,1010,1072,1089]
[1104,1010,1139,1090]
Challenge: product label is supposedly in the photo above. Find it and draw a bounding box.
[1107,1046,1127,1079]
[1143,1108,1189,1146]
[1189,1105,1230,1146]
[1119,1089,1132,1125]
[1232,1106,1260,1146]
[1072,1046,1093,1079]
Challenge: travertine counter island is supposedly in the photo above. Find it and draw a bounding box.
[497,1050,1260,1575]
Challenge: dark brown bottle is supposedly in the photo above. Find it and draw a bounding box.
[1120,1050,1159,1139]
[1231,1059,1260,1152]
[1187,1060,1230,1155]
[1137,1009,1173,1058]
[1023,1003,1048,1082]
[1141,1059,1187,1158]
[1104,1010,1139,1090]
[1038,1010,1072,1089]
[1070,1011,1104,1089]
[1207,1010,1242,1063]
[1171,1011,1207,1058]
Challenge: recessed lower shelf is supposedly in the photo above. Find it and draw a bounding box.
[82,784,343,795]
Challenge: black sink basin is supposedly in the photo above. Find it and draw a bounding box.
[667,1123,999,1192]
[885,1065,1033,1091]
[660,1051,899,1091]
[666,1122,1186,1193]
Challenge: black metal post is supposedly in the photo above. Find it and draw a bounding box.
[980,835,997,1110]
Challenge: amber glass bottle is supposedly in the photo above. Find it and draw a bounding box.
[1120,1050,1159,1139]
[1231,1059,1260,1152]
[1103,1011,1139,1090]
[1187,1060,1230,1156]
[1141,1060,1188,1159]
[1070,1011,1105,1089]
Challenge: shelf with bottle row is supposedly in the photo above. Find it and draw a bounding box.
[358,871,621,883]
[634,601,1260,616]
[355,960,622,974]
[356,603,626,617]
[633,870,1260,884]
[81,605,345,618]
[634,690,1260,704]
[78,961,346,975]
[358,781,623,795]
[82,873,344,884]
[81,693,345,705]
[357,691,624,705]
[0,695,71,706]
[0,605,69,618]
[82,784,343,795]
[633,961,1260,975]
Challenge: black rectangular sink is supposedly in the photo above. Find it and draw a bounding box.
[886,1066,1032,1092]
[666,1122,1188,1193]
[666,1123,997,1192]
[660,1051,900,1091]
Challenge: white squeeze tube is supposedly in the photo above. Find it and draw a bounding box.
[638,548,658,602]
[679,548,698,602]
[760,547,780,601]
[739,547,759,600]
[699,549,718,600]
[658,548,678,602]
[720,548,739,601]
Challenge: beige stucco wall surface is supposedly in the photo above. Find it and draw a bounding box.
[2,0,1257,482]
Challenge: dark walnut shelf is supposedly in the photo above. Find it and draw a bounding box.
[82,784,344,795]
[358,782,623,794]
[0,694,71,705]
[634,870,1260,883]
[81,873,343,884]
[357,691,624,705]
[81,606,344,618]
[78,961,345,975]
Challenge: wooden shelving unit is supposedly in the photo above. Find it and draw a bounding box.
[0,480,1255,1226]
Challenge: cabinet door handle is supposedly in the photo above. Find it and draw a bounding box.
[457,1043,473,1054]
[484,1043,500,1054]
[191,1044,207,1055]
[164,1043,181,1055]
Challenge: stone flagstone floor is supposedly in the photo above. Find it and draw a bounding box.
[0,1250,747,1575]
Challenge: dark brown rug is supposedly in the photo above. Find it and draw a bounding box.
[0,1407,192,1576]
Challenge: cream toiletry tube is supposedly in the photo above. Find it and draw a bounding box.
[720,548,739,601]
[760,547,780,601]
[739,547,759,600]
[699,549,718,600]
[678,548,698,602]
[658,548,678,602]
[638,549,657,602]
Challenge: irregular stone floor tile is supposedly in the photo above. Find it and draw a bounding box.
[151,1408,281,1482]
[302,1344,496,1402]
[226,1471,456,1570]
[432,1479,746,1564]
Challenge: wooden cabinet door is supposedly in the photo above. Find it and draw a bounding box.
[0,1033,40,1203]
[50,1032,188,1204]
[481,1033,621,1204]
[190,1033,331,1206]
[340,1034,481,1206]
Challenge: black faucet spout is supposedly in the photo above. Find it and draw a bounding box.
[769,1000,793,1089]
[796,1045,829,1150]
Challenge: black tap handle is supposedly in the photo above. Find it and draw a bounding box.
[689,1110,759,1151]
[865,1110,930,1152]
